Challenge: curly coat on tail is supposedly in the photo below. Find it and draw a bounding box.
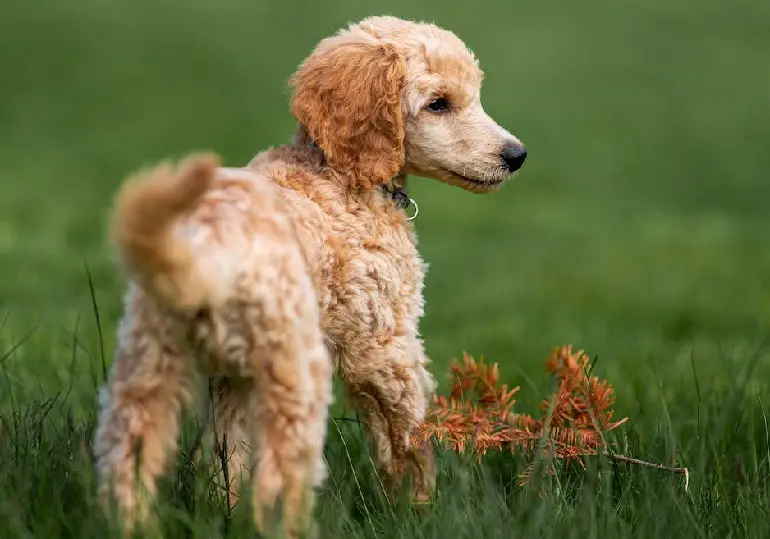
[110,153,220,311]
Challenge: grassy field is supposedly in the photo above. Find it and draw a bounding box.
[2,0,770,537]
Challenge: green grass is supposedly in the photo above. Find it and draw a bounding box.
[2,0,770,537]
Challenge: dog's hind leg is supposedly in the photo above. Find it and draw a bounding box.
[94,308,196,532]
[210,244,332,537]
[250,278,331,537]
[206,332,331,537]
[248,324,331,538]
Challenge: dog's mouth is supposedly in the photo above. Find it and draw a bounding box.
[444,169,511,193]
[458,175,506,187]
[404,163,513,193]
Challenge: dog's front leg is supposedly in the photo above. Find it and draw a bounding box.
[339,337,436,503]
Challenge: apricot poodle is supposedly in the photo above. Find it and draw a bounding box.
[94,15,526,537]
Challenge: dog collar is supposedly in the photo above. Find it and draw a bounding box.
[382,174,419,221]
[298,131,419,220]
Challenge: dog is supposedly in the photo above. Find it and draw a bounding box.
[94,14,526,537]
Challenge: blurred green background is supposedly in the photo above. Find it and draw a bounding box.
[1,0,769,407]
[2,1,770,537]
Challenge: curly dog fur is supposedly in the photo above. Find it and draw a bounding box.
[94,15,526,537]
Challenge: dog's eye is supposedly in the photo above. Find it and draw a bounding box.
[426,97,449,112]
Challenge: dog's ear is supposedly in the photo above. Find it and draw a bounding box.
[290,34,406,189]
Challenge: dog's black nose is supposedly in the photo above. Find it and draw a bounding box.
[501,144,527,172]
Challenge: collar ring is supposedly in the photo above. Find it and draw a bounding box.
[406,198,419,221]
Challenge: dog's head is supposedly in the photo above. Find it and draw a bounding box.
[290,16,526,193]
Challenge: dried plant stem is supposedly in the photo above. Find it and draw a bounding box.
[418,346,690,492]
[605,452,690,491]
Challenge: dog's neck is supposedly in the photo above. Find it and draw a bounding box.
[291,124,317,150]
[291,125,415,215]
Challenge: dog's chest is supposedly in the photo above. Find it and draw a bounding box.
[317,222,426,347]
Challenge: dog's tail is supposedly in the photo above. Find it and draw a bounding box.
[110,152,221,311]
